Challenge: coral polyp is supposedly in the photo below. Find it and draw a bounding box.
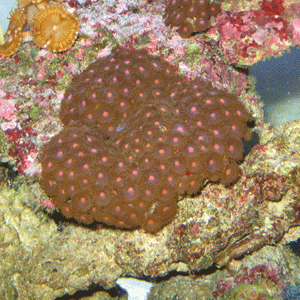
[0,2,79,57]
[164,0,221,38]
[33,4,80,52]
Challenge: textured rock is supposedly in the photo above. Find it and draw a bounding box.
[0,120,299,299]
[0,180,123,299]
[149,245,289,299]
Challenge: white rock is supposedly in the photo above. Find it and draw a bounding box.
[117,278,153,300]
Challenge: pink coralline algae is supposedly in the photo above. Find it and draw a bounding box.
[4,126,38,175]
[0,96,39,175]
[214,264,285,298]
[234,265,284,287]
[218,7,290,66]
[40,46,253,233]
[0,100,15,119]
[288,18,300,44]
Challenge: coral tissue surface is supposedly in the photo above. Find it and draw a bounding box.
[40,46,252,233]
[164,0,221,38]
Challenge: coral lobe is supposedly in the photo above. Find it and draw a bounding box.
[164,0,221,38]
[40,46,252,233]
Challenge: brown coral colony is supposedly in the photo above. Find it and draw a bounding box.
[164,0,221,38]
[40,47,253,233]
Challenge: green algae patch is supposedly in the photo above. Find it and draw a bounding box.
[28,104,42,122]
[186,43,202,55]
[0,67,13,78]
[227,283,272,300]
[18,51,38,73]
[0,128,8,154]
[197,255,214,270]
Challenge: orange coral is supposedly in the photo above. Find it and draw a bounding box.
[33,4,80,52]
[25,4,39,26]
[0,31,23,57]
[18,0,63,9]
[18,0,33,9]
[6,8,27,33]
[0,2,79,58]
[0,8,26,57]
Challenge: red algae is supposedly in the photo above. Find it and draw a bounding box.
[260,0,285,17]
[219,9,289,66]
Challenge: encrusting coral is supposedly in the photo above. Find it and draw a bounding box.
[164,0,221,38]
[40,46,253,233]
[0,1,79,57]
